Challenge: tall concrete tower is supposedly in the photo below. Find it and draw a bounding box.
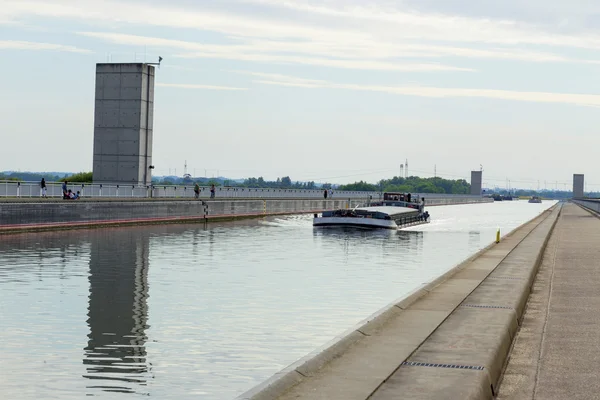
[93,63,155,186]
[471,171,483,195]
[573,174,584,198]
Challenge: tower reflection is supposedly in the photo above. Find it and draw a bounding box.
[83,229,151,394]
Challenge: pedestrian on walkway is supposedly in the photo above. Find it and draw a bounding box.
[40,178,47,198]
[324,189,328,199]
[62,180,68,199]
[194,182,200,199]
[210,184,216,199]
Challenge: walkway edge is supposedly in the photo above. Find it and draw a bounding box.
[236,206,559,400]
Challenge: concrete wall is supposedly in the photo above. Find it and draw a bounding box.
[471,171,482,195]
[93,63,155,186]
[572,199,599,212]
[0,197,491,230]
[573,174,584,198]
[0,199,359,228]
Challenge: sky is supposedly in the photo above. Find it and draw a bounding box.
[1,0,600,189]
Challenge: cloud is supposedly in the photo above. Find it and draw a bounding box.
[233,71,327,88]
[242,71,600,107]
[6,0,600,65]
[242,0,600,50]
[78,31,474,72]
[0,40,91,53]
[156,83,247,91]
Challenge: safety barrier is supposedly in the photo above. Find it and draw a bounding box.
[572,199,600,213]
[0,180,487,202]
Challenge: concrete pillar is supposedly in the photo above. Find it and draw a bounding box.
[573,174,584,198]
[93,63,155,186]
[470,171,483,196]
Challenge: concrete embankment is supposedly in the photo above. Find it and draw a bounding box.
[0,196,490,234]
[0,199,359,234]
[238,204,561,400]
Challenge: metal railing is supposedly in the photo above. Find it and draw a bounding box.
[0,180,486,201]
[0,181,378,200]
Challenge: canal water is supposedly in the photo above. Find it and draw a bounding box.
[0,201,555,399]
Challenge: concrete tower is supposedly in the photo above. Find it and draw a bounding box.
[93,63,155,186]
[471,171,483,195]
[573,174,584,198]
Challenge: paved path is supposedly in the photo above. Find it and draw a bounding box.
[498,203,600,400]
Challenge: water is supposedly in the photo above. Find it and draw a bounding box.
[0,201,555,399]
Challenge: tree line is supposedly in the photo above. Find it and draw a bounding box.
[338,176,471,194]
[0,171,92,182]
[240,176,319,189]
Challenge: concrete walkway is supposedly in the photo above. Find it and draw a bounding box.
[498,203,600,400]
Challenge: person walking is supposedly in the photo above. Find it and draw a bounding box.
[323,189,328,199]
[62,180,68,199]
[194,182,200,199]
[40,178,47,198]
[210,184,215,199]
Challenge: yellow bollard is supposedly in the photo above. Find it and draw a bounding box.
[496,228,501,243]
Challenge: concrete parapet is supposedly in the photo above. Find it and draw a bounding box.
[0,199,358,234]
[0,196,491,233]
[237,204,561,400]
[572,198,600,213]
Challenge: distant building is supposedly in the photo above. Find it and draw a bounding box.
[92,63,156,186]
[471,171,483,195]
[573,174,584,198]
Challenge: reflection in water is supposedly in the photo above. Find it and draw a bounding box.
[395,230,424,253]
[312,227,424,258]
[83,231,151,394]
[468,231,481,249]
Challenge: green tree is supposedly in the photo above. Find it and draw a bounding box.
[338,181,378,191]
[280,176,292,187]
[63,172,93,182]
